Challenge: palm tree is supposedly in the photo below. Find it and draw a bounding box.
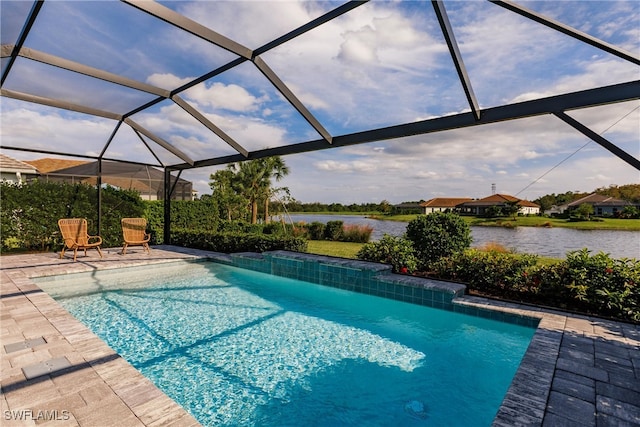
[228,160,261,224]
[228,156,289,224]
[260,156,289,223]
[216,156,289,224]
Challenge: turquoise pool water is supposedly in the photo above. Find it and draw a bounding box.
[37,261,536,426]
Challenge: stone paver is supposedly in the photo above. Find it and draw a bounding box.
[1,247,202,426]
[1,246,639,426]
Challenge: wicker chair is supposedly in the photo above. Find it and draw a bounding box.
[58,218,103,261]
[121,218,151,255]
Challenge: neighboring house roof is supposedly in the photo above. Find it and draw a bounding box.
[420,197,473,208]
[25,158,89,173]
[44,160,192,194]
[460,194,540,208]
[566,193,631,207]
[0,153,38,174]
[20,158,191,197]
[80,176,154,193]
[518,200,541,208]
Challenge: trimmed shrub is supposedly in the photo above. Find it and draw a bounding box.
[405,212,472,269]
[357,234,417,273]
[324,220,344,241]
[307,222,325,240]
[171,229,307,253]
[144,198,220,244]
[432,248,639,322]
[431,249,539,296]
[560,249,639,321]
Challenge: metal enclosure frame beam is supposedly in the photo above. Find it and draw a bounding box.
[1,88,122,120]
[122,0,253,59]
[171,95,249,158]
[491,0,640,65]
[253,56,333,144]
[124,118,195,166]
[18,47,170,97]
[169,80,640,170]
[1,0,43,85]
[432,0,481,120]
[554,111,640,170]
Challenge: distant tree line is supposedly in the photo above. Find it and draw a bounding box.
[287,184,639,215]
[285,200,393,214]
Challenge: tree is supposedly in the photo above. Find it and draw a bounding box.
[484,205,503,218]
[535,194,556,213]
[260,156,290,223]
[223,156,290,224]
[209,169,245,221]
[620,206,639,219]
[574,203,594,219]
[503,200,521,219]
[379,200,392,214]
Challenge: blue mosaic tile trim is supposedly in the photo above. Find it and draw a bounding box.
[230,252,270,273]
[452,300,541,328]
[227,251,539,326]
[230,251,463,309]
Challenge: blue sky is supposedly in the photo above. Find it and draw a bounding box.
[1,0,638,203]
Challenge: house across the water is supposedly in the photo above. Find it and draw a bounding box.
[561,193,634,217]
[420,198,473,214]
[457,194,540,216]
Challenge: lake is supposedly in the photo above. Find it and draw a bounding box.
[287,214,639,260]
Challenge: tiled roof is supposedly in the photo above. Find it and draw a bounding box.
[518,200,540,207]
[80,177,154,193]
[479,194,520,203]
[25,158,89,173]
[420,197,473,207]
[0,153,38,173]
[567,193,631,207]
[460,194,539,208]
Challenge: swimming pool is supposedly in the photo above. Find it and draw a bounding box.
[36,261,536,426]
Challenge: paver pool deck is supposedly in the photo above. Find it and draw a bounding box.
[1,246,639,426]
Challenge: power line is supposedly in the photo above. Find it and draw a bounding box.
[515,104,640,197]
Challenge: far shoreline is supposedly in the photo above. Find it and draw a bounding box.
[288,212,640,231]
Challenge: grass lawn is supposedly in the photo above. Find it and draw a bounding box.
[373,214,640,231]
[306,240,563,264]
[306,240,364,259]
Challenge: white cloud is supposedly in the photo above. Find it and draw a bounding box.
[147,73,192,90]
[186,82,267,112]
[0,103,114,156]
[314,159,377,173]
[175,1,316,49]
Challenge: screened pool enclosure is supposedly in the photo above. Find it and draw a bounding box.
[1,0,638,238]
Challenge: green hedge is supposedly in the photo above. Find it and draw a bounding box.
[171,229,307,253]
[432,248,639,322]
[356,234,418,273]
[144,198,220,244]
[1,181,146,251]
